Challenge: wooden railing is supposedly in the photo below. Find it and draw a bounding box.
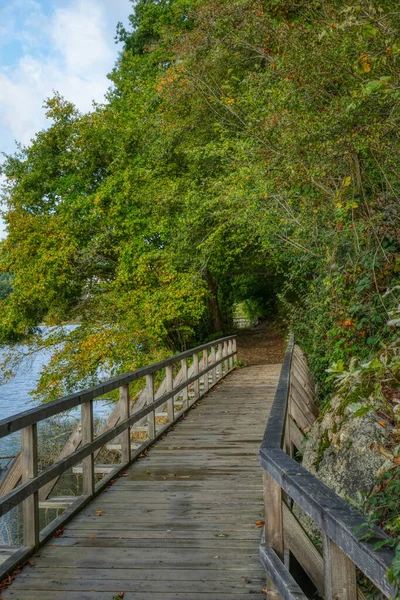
[0,335,237,578]
[260,334,397,600]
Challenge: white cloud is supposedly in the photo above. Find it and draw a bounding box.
[0,0,132,238]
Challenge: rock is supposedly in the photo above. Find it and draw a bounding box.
[293,396,388,540]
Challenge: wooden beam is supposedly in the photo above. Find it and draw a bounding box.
[323,533,358,600]
[81,401,95,497]
[119,385,131,464]
[146,374,156,441]
[260,546,308,600]
[21,424,39,548]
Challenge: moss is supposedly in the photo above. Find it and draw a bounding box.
[313,429,331,471]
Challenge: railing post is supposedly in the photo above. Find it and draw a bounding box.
[21,424,39,548]
[119,384,131,464]
[166,365,174,423]
[146,373,156,440]
[217,343,223,379]
[223,340,229,374]
[322,534,357,600]
[202,349,209,394]
[193,352,199,400]
[227,339,232,370]
[233,336,237,363]
[263,469,284,599]
[82,400,95,497]
[210,346,216,385]
[181,358,189,409]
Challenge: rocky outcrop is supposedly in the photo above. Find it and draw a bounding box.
[301,396,387,501]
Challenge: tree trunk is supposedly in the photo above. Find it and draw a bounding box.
[204,269,223,333]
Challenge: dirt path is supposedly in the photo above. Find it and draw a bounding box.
[235,322,286,366]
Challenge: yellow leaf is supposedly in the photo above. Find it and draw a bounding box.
[360,54,371,73]
[342,176,351,187]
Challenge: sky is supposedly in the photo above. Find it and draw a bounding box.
[0,0,133,238]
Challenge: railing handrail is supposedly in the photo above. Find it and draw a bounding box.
[259,335,396,599]
[0,335,236,439]
[0,334,237,580]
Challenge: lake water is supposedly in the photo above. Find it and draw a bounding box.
[0,333,114,545]
[0,332,112,472]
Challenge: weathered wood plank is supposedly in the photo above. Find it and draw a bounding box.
[2,363,279,599]
[260,546,308,600]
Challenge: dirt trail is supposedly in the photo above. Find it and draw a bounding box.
[235,322,286,366]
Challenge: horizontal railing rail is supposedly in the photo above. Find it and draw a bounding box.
[259,334,396,599]
[0,336,236,438]
[0,334,237,580]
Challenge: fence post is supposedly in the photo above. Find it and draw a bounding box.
[21,424,39,548]
[202,349,209,394]
[166,365,174,423]
[210,346,216,385]
[233,336,237,363]
[193,352,199,400]
[223,341,229,375]
[322,534,357,600]
[181,358,189,409]
[146,373,156,440]
[217,343,223,379]
[119,384,131,464]
[227,339,232,370]
[263,469,284,599]
[82,400,95,497]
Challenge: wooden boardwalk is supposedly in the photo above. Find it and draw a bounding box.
[3,364,281,600]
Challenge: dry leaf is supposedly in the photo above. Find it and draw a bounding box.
[95,510,102,517]
[255,520,265,528]
[378,420,387,428]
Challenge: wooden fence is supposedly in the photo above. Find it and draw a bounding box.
[0,335,237,579]
[260,334,397,600]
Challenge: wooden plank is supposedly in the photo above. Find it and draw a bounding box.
[323,533,358,600]
[192,353,199,400]
[1,364,278,599]
[146,374,156,441]
[181,358,189,409]
[288,395,311,433]
[260,546,308,600]
[288,416,305,452]
[289,384,316,428]
[81,400,95,497]
[165,365,174,423]
[119,384,131,464]
[260,447,395,598]
[263,469,283,599]
[290,373,318,419]
[21,423,39,548]
[282,503,324,595]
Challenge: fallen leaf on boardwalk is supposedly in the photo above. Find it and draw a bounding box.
[54,526,66,537]
[27,561,35,567]
[255,520,265,528]
[146,470,152,474]
[89,536,96,539]
[120,471,128,477]
[262,587,268,595]
[95,510,102,516]
[215,555,220,558]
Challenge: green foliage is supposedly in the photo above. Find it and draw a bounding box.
[0,0,399,436]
